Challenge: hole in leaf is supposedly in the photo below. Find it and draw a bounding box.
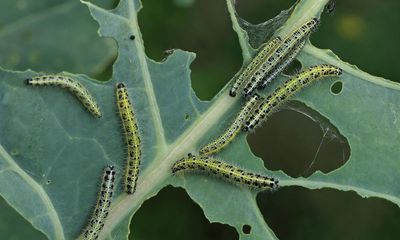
[93,56,116,81]
[184,114,190,120]
[242,224,252,234]
[131,186,238,240]
[257,187,400,240]
[247,101,350,177]
[330,81,343,95]
[282,59,302,76]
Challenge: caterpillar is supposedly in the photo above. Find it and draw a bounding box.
[83,165,116,240]
[199,94,260,156]
[243,18,319,97]
[244,64,342,131]
[258,40,306,90]
[172,154,278,190]
[229,37,282,97]
[26,75,102,118]
[116,83,141,194]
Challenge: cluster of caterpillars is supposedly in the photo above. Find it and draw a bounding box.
[24,9,343,240]
[27,76,142,239]
[172,17,342,193]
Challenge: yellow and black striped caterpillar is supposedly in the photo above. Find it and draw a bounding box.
[82,165,116,240]
[229,37,282,97]
[116,83,142,194]
[199,94,260,156]
[258,40,306,90]
[26,75,102,118]
[172,154,278,190]
[243,18,319,97]
[244,64,342,131]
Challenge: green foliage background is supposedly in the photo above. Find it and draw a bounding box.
[0,0,399,239]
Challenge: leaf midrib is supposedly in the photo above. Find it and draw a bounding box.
[126,0,167,148]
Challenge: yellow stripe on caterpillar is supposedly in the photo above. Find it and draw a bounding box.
[116,83,142,194]
[199,94,260,156]
[26,75,102,118]
[258,40,306,90]
[244,64,342,131]
[243,18,319,97]
[82,165,116,240]
[172,154,278,190]
[229,37,282,97]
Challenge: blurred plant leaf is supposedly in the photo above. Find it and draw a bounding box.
[0,0,399,240]
[0,0,116,77]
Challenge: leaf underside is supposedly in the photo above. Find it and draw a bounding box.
[0,0,399,240]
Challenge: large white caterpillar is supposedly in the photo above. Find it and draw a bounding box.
[82,165,116,240]
[116,83,141,194]
[172,154,279,190]
[26,75,102,118]
[258,40,306,90]
[243,18,320,97]
[229,37,282,97]
[199,94,260,156]
[244,64,342,131]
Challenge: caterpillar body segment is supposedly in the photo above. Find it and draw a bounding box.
[172,154,279,190]
[199,94,260,156]
[26,75,102,118]
[116,83,142,194]
[229,37,282,97]
[244,64,342,130]
[242,18,320,97]
[258,40,306,90]
[82,166,116,240]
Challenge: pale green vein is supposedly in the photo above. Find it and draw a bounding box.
[126,0,167,148]
[0,145,64,240]
[278,0,329,36]
[226,0,252,62]
[80,0,167,148]
[98,93,238,240]
[80,1,127,24]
